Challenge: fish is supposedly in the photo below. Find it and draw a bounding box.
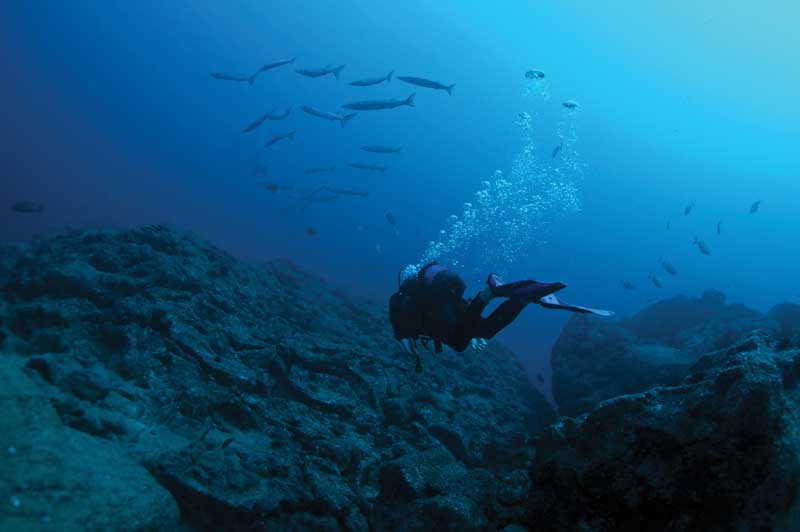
[717,220,722,235]
[221,437,234,449]
[660,258,678,276]
[551,142,563,158]
[10,201,44,214]
[623,280,637,291]
[305,227,317,236]
[683,202,694,216]
[300,105,357,128]
[666,220,671,231]
[262,183,281,193]
[525,69,545,80]
[396,76,455,95]
[535,372,545,383]
[257,57,295,73]
[304,166,336,174]
[385,211,397,226]
[210,72,256,85]
[343,93,415,111]
[349,70,394,86]
[349,163,386,172]
[562,100,579,109]
[375,243,383,255]
[323,187,369,197]
[750,200,761,214]
[264,131,295,148]
[243,106,292,133]
[649,273,664,288]
[693,237,711,255]
[296,64,345,80]
[360,145,402,154]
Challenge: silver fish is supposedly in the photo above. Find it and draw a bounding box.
[243,106,292,133]
[349,163,386,172]
[551,142,563,158]
[684,202,694,216]
[749,200,761,214]
[660,259,678,276]
[300,105,357,128]
[649,273,664,288]
[10,201,44,214]
[343,93,415,111]
[265,131,295,148]
[360,145,402,153]
[304,166,336,175]
[296,64,345,80]
[562,100,579,109]
[396,76,455,95]
[525,69,545,80]
[349,70,393,86]
[210,72,256,85]
[257,57,295,73]
[693,237,711,255]
[623,280,637,291]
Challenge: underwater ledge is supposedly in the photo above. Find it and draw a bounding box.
[1,224,799,531]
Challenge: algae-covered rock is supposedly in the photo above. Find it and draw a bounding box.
[529,333,800,531]
[0,225,552,530]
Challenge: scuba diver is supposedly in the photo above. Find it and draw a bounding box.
[389,262,612,360]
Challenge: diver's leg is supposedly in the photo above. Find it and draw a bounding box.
[475,299,527,339]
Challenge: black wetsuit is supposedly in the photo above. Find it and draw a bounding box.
[389,266,526,353]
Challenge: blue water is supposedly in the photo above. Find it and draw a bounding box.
[3,1,799,391]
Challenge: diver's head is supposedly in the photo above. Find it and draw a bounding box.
[422,263,466,300]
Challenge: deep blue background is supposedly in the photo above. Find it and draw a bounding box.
[3,1,799,401]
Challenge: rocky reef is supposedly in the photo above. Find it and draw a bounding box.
[0,226,553,531]
[551,289,783,418]
[4,225,800,531]
[538,290,800,530]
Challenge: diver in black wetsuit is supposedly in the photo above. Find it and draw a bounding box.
[389,262,612,356]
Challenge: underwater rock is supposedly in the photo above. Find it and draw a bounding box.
[529,333,800,531]
[0,225,553,531]
[0,355,179,532]
[552,289,780,417]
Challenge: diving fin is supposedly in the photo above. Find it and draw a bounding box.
[537,294,614,316]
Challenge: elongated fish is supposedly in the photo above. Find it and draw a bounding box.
[349,163,386,172]
[243,106,293,133]
[525,69,545,80]
[10,201,44,214]
[750,200,761,214]
[649,273,664,288]
[562,100,579,109]
[324,187,369,197]
[304,166,336,174]
[396,76,455,95]
[300,105,357,128]
[623,280,637,291]
[660,258,678,276]
[210,72,256,85]
[551,142,563,158]
[717,220,722,235]
[693,237,711,255]
[343,93,415,111]
[360,145,402,153]
[265,131,295,148]
[684,202,694,216]
[349,70,393,86]
[258,57,295,73]
[296,65,345,80]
